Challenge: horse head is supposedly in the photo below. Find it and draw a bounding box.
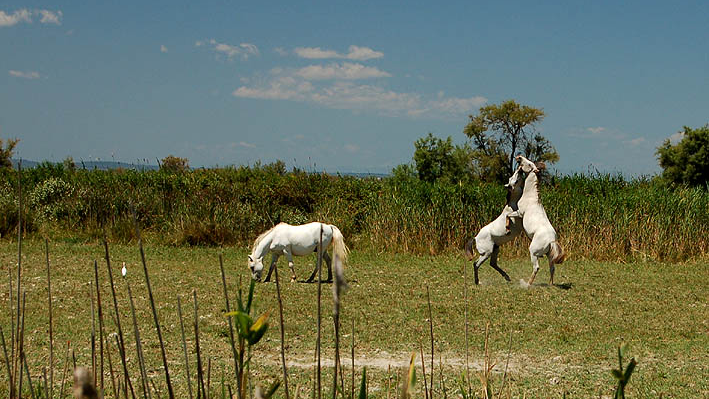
[515,155,540,174]
[248,255,264,281]
[504,165,525,189]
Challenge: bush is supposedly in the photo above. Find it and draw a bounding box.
[1,161,708,260]
[657,125,709,187]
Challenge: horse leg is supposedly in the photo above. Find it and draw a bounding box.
[527,253,540,286]
[284,247,296,282]
[472,252,491,285]
[322,252,333,282]
[489,245,511,281]
[263,254,279,282]
[306,260,318,283]
[548,256,556,285]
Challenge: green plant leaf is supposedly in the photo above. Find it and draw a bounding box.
[623,358,637,382]
[249,311,270,333]
[403,351,416,398]
[611,369,623,380]
[358,367,367,399]
[619,343,629,359]
[247,323,268,345]
[246,279,255,314]
[234,311,252,338]
[247,310,270,345]
[237,284,244,313]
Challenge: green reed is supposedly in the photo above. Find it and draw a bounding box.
[1,163,707,261]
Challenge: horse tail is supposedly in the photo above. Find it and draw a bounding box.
[464,238,476,261]
[550,241,566,264]
[330,225,350,265]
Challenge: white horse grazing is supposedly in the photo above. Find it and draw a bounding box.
[465,165,525,284]
[248,222,349,282]
[510,155,566,286]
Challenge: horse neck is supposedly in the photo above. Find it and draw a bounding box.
[507,184,524,206]
[521,172,540,204]
[252,234,273,259]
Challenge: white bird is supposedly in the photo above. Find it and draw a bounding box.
[121,262,127,277]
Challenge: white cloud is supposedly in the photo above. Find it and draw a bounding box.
[0,9,32,26]
[197,39,259,60]
[624,137,646,147]
[160,45,168,53]
[230,141,256,149]
[9,70,40,79]
[427,96,487,116]
[37,9,62,24]
[274,47,288,56]
[233,75,485,119]
[233,77,313,100]
[310,82,421,114]
[0,9,61,27]
[587,127,606,135]
[294,45,384,60]
[668,131,684,145]
[344,144,360,153]
[295,62,391,80]
[294,47,341,59]
[345,45,384,61]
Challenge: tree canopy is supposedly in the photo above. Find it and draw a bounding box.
[656,125,709,187]
[0,138,19,169]
[160,155,190,173]
[464,100,558,179]
[413,133,472,183]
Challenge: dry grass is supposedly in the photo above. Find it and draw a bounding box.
[1,238,707,397]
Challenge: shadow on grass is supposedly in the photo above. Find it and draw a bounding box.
[521,281,574,290]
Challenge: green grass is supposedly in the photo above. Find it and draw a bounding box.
[1,238,707,397]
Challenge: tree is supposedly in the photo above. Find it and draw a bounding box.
[413,133,472,183]
[656,125,709,187]
[464,100,559,179]
[0,138,19,169]
[63,156,76,172]
[160,155,190,173]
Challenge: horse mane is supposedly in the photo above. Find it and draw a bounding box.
[251,223,286,254]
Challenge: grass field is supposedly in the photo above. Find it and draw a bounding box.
[1,238,707,398]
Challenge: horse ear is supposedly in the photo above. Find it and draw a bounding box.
[248,255,253,262]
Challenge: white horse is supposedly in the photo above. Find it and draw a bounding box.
[248,222,349,282]
[510,155,566,286]
[465,165,525,284]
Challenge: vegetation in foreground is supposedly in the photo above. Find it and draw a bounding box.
[1,239,707,397]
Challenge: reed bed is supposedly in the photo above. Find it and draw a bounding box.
[0,163,707,263]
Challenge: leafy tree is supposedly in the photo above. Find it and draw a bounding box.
[160,155,190,173]
[0,138,19,169]
[63,156,76,172]
[656,125,709,187]
[413,133,473,183]
[464,100,559,179]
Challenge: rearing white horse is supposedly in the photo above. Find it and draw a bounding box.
[248,222,349,282]
[510,155,566,286]
[465,165,526,284]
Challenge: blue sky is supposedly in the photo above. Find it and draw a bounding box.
[2,1,708,175]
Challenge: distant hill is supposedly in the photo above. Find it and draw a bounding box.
[11,159,159,171]
[9,159,387,177]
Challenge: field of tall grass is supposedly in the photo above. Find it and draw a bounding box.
[2,162,707,261]
[1,163,708,398]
